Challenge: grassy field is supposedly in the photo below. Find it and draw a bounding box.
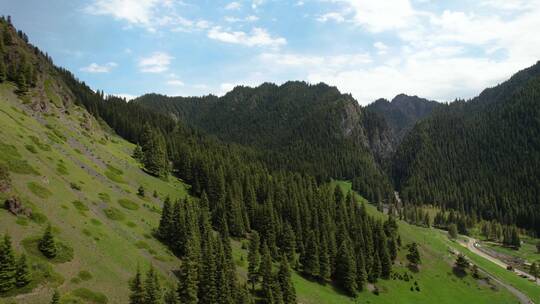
[0,82,187,303]
[484,237,540,264]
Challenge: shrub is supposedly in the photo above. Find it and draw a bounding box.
[71,288,108,304]
[103,207,125,221]
[98,192,110,203]
[78,270,93,281]
[72,200,89,212]
[70,182,81,191]
[118,198,139,210]
[27,182,52,199]
[25,144,37,153]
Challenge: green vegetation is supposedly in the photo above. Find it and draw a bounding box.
[71,200,89,213]
[117,198,139,210]
[71,288,108,304]
[27,182,52,199]
[103,207,125,221]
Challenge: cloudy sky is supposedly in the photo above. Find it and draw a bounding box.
[2,0,540,104]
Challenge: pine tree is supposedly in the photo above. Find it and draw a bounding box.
[335,240,357,296]
[178,236,199,304]
[260,242,275,304]
[39,224,57,259]
[133,144,143,161]
[157,196,173,240]
[247,231,260,291]
[0,234,16,292]
[301,231,319,278]
[355,250,367,291]
[529,262,538,282]
[15,254,30,287]
[407,243,421,266]
[281,222,296,265]
[278,254,296,304]
[448,224,458,239]
[198,234,217,304]
[140,123,169,177]
[50,289,60,304]
[455,254,469,272]
[137,185,145,197]
[380,243,392,279]
[129,267,145,304]
[144,265,161,304]
[15,70,27,93]
[164,287,179,304]
[369,251,381,283]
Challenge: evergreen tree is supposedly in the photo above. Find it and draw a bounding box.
[260,243,275,304]
[455,254,469,272]
[198,230,217,304]
[448,224,458,239]
[247,231,260,291]
[355,250,367,291]
[301,231,319,278]
[406,243,421,270]
[529,262,538,282]
[140,123,169,177]
[178,236,199,304]
[15,254,30,287]
[281,222,296,265]
[380,243,392,279]
[144,265,161,304]
[129,267,145,304]
[335,240,357,296]
[39,224,57,259]
[278,254,296,304]
[471,264,480,279]
[133,144,143,161]
[137,185,145,197]
[164,287,179,304]
[157,196,173,240]
[50,289,60,304]
[0,234,16,292]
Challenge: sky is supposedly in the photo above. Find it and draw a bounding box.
[1,0,540,105]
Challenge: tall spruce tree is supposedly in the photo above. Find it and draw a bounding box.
[140,123,169,177]
[260,242,275,304]
[0,234,16,292]
[178,235,200,304]
[15,253,30,287]
[144,265,161,304]
[301,231,319,278]
[406,242,421,270]
[129,267,145,304]
[39,224,57,259]
[157,196,173,240]
[247,231,260,291]
[164,287,179,304]
[278,254,296,304]
[335,240,357,296]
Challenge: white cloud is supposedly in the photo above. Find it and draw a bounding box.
[252,0,264,9]
[208,27,286,48]
[80,62,118,73]
[84,0,161,25]
[225,15,259,23]
[138,52,174,73]
[167,79,185,86]
[225,1,242,10]
[317,12,346,23]
[328,0,417,32]
[373,41,388,55]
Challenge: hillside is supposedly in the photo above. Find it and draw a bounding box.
[135,84,395,203]
[392,62,540,234]
[366,94,440,148]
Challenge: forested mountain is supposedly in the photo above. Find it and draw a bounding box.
[366,94,440,146]
[393,62,540,234]
[135,84,395,202]
[0,17,405,303]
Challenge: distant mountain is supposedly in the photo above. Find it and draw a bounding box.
[135,82,395,202]
[392,61,540,234]
[366,94,440,145]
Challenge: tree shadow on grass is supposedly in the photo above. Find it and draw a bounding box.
[452,266,467,278]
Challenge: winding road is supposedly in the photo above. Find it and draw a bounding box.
[457,236,538,304]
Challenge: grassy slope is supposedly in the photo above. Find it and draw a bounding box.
[0,82,187,303]
[232,181,519,304]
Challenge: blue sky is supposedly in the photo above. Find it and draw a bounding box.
[1,0,539,104]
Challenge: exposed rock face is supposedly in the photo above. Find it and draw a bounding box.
[4,197,32,216]
[366,94,440,144]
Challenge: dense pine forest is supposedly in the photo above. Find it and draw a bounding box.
[393,63,540,235]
